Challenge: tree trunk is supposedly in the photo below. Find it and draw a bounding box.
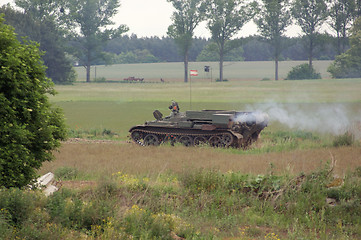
[86,49,91,82]
[309,37,313,70]
[274,43,279,80]
[337,31,342,55]
[86,64,91,83]
[219,44,224,82]
[184,53,188,83]
[275,56,279,81]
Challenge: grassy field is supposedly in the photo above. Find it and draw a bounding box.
[74,60,333,82]
[51,77,361,140]
[4,61,359,240]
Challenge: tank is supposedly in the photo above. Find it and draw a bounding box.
[129,101,269,148]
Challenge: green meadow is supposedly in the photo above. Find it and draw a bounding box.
[74,60,333,82]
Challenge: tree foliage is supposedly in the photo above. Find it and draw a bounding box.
[328,0,356,54]
[255,0,291,80]
[196,42,244,61]
[0,16,67,188]
[14,0,68,26]
[206,0,255,81]
[167,0,207,83]
[328,17,361,78]
[292,0,328,68]
[1,5,76,84]
[66,0,128,82]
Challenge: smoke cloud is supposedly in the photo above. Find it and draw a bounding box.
[246,102,361,138]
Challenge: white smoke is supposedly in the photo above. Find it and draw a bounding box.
[246,102,361,138]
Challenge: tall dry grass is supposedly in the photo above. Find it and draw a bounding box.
[41,142,361,178]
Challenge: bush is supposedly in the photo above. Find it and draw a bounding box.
[286,63,321,80]
[0,16,67,188]
[0,188,43,227]
[46,189,114,231]
[332,132,354,147]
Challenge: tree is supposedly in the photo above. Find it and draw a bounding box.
[328,0,356,54]
[328,17,361,78]
[167,0,207,83]
[0,16,67,188]
[255,0,291,80]
[292,0,328,69]
[14,0,67,23]
[206,0,255,82]
[1,4,76,84]
[67,0,128,82]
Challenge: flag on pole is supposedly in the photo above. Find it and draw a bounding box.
[190,70,198,76]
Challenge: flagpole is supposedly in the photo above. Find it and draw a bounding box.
[189,70,198,110]
[189,71,192,110]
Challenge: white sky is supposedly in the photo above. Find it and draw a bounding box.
[1,0,305,38]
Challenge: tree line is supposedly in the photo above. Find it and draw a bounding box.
[103,34,339,63]
[1,0,361,83]
[167,0,361,81]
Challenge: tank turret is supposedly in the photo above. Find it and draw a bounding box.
[129,101,268,148]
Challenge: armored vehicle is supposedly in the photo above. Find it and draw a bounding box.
[129,101,269,148]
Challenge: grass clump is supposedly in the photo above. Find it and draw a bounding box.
[54,167,79,180]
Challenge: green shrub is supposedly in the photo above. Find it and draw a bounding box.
[0,16,67,188]
[286,63,321,80]
[0,188,43,227]
[46,189,114,231]
[333,132,354,147]
[123,205,196,239]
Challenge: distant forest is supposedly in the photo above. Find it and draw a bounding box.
[99,33,343,65]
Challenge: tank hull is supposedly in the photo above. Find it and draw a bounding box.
[129,102,268,148]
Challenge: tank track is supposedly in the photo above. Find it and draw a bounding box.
[129,127,250,148]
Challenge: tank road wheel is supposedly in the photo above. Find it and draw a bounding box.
[143,134,160,146]
[131,130,143,145]
[221,133,234,147]
[178,135,193,147]
[209,136,222,147]
[194,136,207,146]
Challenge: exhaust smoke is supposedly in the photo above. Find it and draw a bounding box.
[246,102,361,139]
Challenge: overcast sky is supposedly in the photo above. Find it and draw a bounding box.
[2,0,304,38]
